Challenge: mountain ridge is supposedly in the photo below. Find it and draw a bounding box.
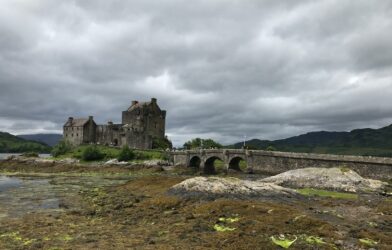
[17,133,62,147]
[228,124,392,157]
[0,132,52,153]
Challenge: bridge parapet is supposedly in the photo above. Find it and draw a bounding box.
[170,149,392,179]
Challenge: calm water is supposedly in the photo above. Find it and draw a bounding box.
[0,176,22,192]
[0,175,60,219]
[0,153,50,160]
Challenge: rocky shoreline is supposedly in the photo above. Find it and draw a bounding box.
[1,156,392,249]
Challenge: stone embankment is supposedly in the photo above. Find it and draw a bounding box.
[169,167,389,200]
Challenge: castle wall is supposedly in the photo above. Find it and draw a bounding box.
[124,131,152,149]
[64,126,84,145]
[96,124,122,146]
[85,120,96,143]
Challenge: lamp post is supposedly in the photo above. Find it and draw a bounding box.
[243,135,246,149]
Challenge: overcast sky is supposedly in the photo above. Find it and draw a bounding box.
[1,0,392,146]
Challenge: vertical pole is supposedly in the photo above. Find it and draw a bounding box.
[243,135,246,149]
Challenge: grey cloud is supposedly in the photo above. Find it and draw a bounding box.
[0,0,392,146]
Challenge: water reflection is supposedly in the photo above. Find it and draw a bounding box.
[0,176,60,219]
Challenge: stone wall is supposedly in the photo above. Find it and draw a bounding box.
[249,151,392,180]
[96,124,122,146]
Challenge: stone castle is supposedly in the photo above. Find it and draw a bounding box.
[63,98,166,149]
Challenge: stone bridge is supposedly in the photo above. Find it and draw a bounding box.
[170,149,392,179]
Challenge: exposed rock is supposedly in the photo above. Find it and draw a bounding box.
[56,158,80,164]
[141,160,170,166]
[34,158,55,164]
[261,167,387,193]
[104,159,118,165]
[104,159,128,165]
[168,176,298,200]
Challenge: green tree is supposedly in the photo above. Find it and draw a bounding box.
[183,138,222,149]
[81,145,104,161]
[117,146,135,162]
[152,136,173,150]
[51,140,73,157]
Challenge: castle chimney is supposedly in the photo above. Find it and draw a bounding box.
[68,117,73,122]
[88,116,93,121]
[132,100,138,106]
[108,120,113,125]
[151,97,157,103]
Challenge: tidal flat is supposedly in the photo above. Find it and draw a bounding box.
[0,161,391,249]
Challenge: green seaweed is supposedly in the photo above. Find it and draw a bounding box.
[213,224,236,232]
[0,231,36,246]
[297,188,358,200]
[218,217,240,223]
[359,238,378,247]
[305,236,325,245]
[270,235,297,249]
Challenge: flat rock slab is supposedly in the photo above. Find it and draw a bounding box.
[261,167,387,193]
[168,176,298,200]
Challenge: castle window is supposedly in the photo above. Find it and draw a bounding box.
[155,122,157,128]
[72,133,73,137]
[77,133,79,137]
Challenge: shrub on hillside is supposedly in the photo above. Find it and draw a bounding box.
[81,145,104,161]
[117,146,135,162]
[266,146,277,151]
[51,140,73,157]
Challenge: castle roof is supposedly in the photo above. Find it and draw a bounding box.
[127,101,151,112]
[64,118,89,127]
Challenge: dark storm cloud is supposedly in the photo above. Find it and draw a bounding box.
[0,0,392,146]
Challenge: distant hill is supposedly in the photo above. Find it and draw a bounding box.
[228,124,392,157]
[0,132,52,153]
[18,133,62,147]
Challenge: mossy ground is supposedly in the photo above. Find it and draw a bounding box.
[0,163,391,249]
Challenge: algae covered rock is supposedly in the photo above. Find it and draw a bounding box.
[261,167,386,193]
[168,176,298,199]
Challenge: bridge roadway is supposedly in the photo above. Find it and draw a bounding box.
[170,149,392,179]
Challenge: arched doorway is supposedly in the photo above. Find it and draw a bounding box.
[189,156,201,168]
[204,156,224,174]
[229,157,247,172]
[113,139,118,146]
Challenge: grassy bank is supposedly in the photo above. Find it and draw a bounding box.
[51,144,168,162]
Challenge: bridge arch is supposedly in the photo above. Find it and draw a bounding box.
[228,156,247,171]
[204,156,224,174]
[189,156,201,168]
